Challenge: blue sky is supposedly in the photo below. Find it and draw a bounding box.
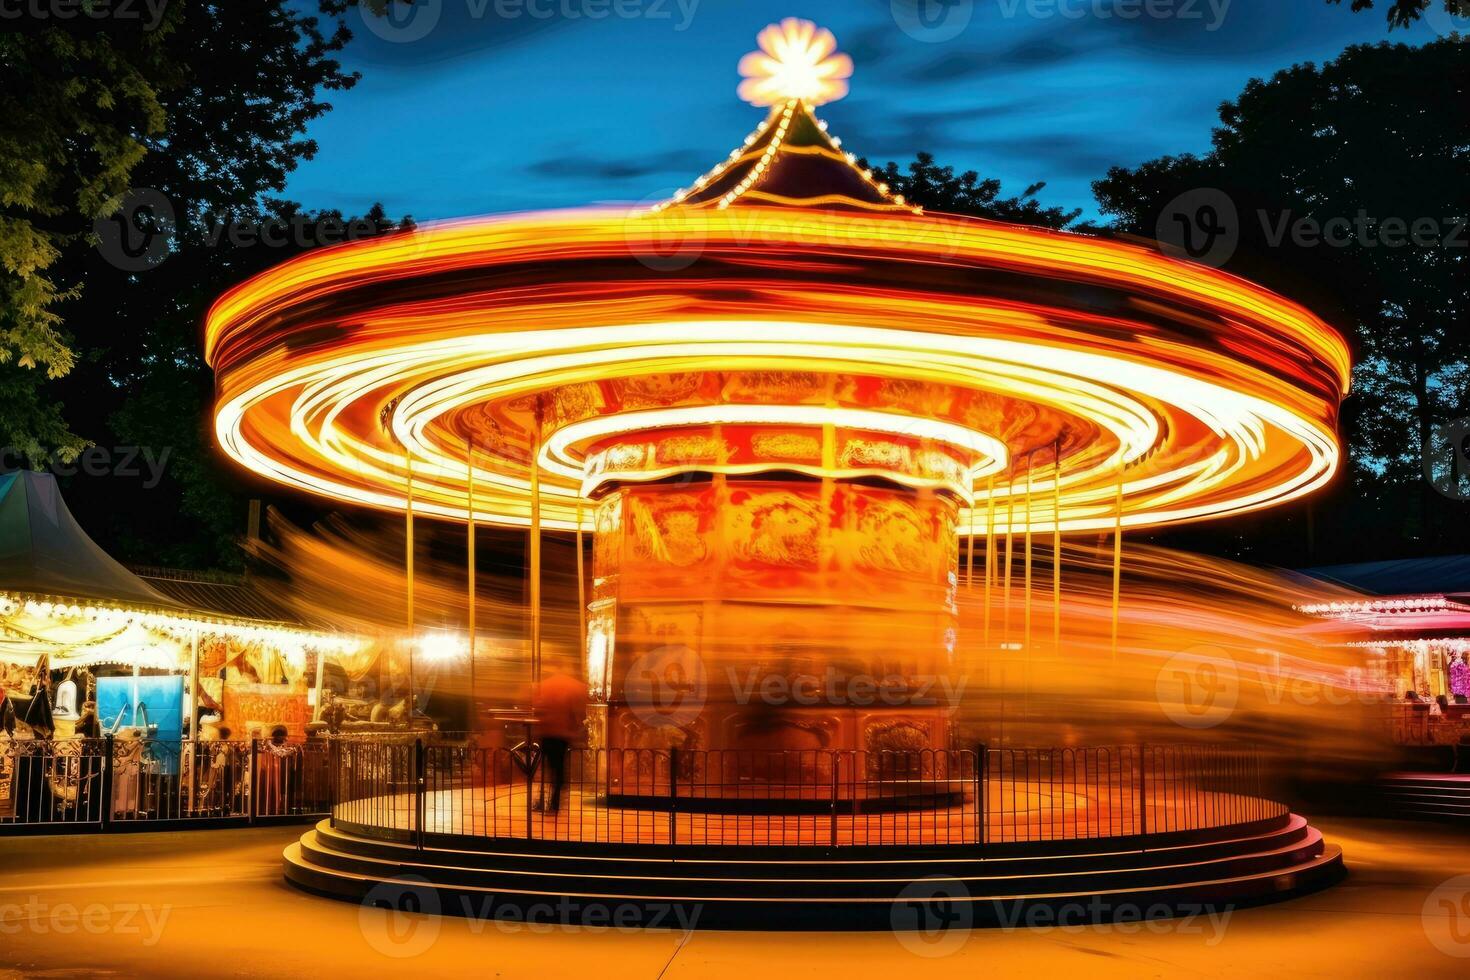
[283,0,1435,222]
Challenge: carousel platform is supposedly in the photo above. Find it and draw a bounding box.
[283,787,1344,929]
[1378,772,1470,822]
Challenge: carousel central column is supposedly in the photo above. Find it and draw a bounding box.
[584,421,967,756]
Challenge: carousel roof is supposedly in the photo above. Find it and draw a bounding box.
[0,470,182,610]
[1298,556,1470,598]
[204,19,1350,537]
[131,566,309,628]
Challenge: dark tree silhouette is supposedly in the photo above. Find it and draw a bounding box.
[1093,39,1469,564]
[1327,0,1469,28]
[33,4,411,569]
[862,153,1083,230]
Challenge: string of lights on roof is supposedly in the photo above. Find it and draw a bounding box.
[1297,596,1465,617]
[0,591,367,654]
[649,18,920,215]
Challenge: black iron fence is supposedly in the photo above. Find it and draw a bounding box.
[332,738,1285,849]
[2,734,1284,845]
[0,736,332,831]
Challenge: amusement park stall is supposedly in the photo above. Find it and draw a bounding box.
[0,470,368,828]
[1298,557,1470,757]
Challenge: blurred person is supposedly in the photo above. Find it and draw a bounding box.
[532,671,587,814]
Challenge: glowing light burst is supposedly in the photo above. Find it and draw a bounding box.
[737,18,853,107]
[206,206,1348,537]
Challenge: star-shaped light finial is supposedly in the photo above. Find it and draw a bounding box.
[737,18,853,108]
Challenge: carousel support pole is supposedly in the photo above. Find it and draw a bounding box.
[1052,440,1062,655]
[1110,457,1125,664]
[186,626,200,814]
[530,406,543,686]
[1023,452,1034,717]
[1002,471,1014,648]
[467,441,477,730]
[311,648,326,721]
[1023,452,1034,653]
[575,498,587,669]
[406,460,416,716]
[983,475,995,652]
[966,523,974,590]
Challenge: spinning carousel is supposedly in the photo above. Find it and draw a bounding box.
[206,20,1350,925]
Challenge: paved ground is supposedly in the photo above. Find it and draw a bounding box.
[0,816,1467,979]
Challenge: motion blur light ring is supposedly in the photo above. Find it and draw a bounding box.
[207,204,1346,537]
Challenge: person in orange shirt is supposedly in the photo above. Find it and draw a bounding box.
[531,671,587,814]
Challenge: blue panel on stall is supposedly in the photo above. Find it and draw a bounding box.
[96,676,184,775]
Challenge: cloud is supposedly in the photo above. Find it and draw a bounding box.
[528,148,711,182]
[905,33,1096,82]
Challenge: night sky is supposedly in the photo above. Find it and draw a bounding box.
[283,0,1435,222]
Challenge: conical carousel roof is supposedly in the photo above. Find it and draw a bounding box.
[664,100,915,213]
[0,470,183,610]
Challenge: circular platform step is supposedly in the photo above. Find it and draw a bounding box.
[284,814,1343,930]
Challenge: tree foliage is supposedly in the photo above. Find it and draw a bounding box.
[1327,0,1470,28]
[864,152,1084,230]
[1093,39,1469,561]
[0,19,181,462]
[0,3,413,568]
[46,3,415,569]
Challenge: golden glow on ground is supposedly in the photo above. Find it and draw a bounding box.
[206,206,1348,535]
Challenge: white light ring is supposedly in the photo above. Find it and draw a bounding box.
[214,320,1337,533]
[533,404,1009,501]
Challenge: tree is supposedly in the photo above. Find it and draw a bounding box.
[37,1,416,569]
[89,201,409,569]
[0,18,181,464]
[1092,39,1469,563]
[1327,0,1470,28]
[0,3,380,469]
[863,152,1084,229]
